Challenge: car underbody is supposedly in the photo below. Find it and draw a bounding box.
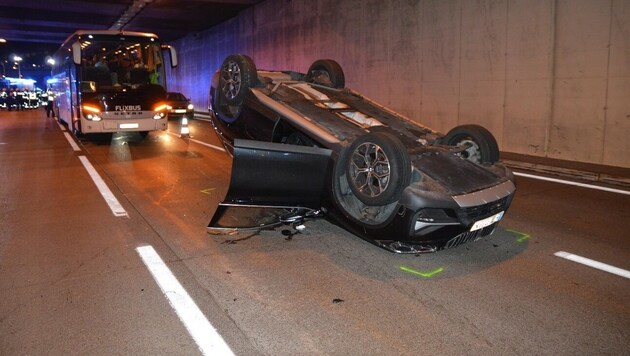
[206,54,516,253]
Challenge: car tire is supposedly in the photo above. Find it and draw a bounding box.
[213,55,257,123]
[344,132,411,206]
[442,124,499,164]
[218,54,258,106]
[305,59,345,88]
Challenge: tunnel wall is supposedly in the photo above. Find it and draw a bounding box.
[167,0,630,169]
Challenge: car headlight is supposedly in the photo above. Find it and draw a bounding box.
[187,103,194,110]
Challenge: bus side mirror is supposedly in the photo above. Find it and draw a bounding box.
[162,45,178,68]
[72,42,82,65]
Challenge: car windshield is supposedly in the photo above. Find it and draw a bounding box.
[168,93,187,101]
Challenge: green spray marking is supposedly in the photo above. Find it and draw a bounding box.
[400,265,444,278]
[507,229,530,243]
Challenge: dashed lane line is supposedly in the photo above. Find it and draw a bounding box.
[554,251,630,280]
[78,156,128,217]
[136,245,235,356]
[63,132,81,151]
[166,131,226,152]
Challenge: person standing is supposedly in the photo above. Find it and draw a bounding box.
[45,89,54,118]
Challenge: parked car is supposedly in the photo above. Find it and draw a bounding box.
[165,92,194,119]
[207,54,516,253]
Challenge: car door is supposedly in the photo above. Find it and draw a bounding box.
[208,139,333,232]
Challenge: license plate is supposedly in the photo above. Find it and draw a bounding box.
[470,211,504,231]
[119,123,139,129]
[174,109,186,113]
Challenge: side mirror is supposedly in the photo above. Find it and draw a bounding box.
[71,42,82,65]
[162,45,178,68]
[170,46,178,68]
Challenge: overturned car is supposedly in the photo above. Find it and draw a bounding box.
[207,54,516,253]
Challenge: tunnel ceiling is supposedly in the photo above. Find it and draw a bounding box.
[0,0,262,51]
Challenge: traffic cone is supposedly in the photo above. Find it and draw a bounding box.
[180,117,190,138]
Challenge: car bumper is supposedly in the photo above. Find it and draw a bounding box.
[328,180,516,253]
[167,109,194,119]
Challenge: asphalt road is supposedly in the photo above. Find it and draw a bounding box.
[1,110,628,355]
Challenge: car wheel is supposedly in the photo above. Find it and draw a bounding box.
[344,132,411,206]
[442,124,499,164]
[219,54,257,106]
[213,55,257,123]
[305,59,345,88]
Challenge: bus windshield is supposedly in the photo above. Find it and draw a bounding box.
[79,37,165,92]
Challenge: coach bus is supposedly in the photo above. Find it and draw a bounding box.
[50,30,177,137]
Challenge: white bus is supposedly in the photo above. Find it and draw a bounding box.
[50,30,177,137]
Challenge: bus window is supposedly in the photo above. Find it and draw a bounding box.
[79,40,166,89]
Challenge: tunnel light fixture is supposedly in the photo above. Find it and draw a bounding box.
[110,0,154,31]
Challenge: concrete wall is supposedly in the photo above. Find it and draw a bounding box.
[168,0,630,169]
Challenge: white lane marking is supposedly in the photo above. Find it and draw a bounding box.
[78,156,128,217]
[514,172,630,196]
[193,114,212,122]
[166,131,226,152]
[136,246,235,356]
[63,132,81,151]
[554,251,630,280]
[189,137,226,152]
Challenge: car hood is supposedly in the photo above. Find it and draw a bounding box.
[396,150,514,216]
[167,100,189,108]
[409,149,508,196]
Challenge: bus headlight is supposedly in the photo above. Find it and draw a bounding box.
[153,103,168,119]
[82,104,102,121]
